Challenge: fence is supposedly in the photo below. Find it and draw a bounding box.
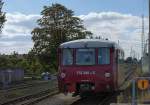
[0,69,24,88]
[132,77,150,105]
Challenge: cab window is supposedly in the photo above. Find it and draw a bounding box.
[62,49,73,65]
[98,48,110,64]
[76,49,95,65]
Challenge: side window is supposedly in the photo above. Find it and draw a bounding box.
[62,49,73,65]
[118,50,124,64]
[122,52,125,63]
[98,48,110,64]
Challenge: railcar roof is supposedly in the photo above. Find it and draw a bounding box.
[59,39,122,50]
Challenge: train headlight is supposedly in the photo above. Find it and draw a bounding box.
[105,73,111,78]
[91,86,95,90]
[60,73,66,78]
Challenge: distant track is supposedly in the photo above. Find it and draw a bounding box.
[0,81,50,93]
[1,87,59,105]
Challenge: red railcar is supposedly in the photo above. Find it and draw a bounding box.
[57,39,133,96]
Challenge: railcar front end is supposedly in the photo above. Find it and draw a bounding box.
[57,39,127,96]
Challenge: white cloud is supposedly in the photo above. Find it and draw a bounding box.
[79,12,149,58]
[0,35,33,54]
[2,12,41,37]
[0,41,33,54]
[0,12,39,54]
[0,12,149,57]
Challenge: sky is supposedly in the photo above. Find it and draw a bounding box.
[0,0,149,58]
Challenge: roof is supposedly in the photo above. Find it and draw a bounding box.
[59,39,122,49]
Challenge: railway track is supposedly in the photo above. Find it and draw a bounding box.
[0,80,58,105]
[98,93,118,105]
[1,87,59,105]
[71,92,118,105]
[0,80,51,93]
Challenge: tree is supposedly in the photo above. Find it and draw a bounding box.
[0,0,6,33]
[0,55,8,69]
[30,58,42,75]
[31,3,92,72]
[125,57,132,63]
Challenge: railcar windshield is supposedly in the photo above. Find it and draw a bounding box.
[62,49,73,65]
[98,48,110,64]
[76,49,95,65]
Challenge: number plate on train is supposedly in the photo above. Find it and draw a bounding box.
[77,71,96,75]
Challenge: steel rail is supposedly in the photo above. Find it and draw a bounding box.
[0,87,58,105]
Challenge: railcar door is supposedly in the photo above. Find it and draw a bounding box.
[117,50,127,90]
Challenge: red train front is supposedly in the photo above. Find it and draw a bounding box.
[58,39,127,96]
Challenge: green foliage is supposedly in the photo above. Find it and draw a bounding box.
[0,53,44,75]
[0,0,6,33]
[31,3,93,72]
[0,52,24,69]
[0,55,9,69]
[29,58,42,74]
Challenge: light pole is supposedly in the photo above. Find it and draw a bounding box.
[148,0,150,73]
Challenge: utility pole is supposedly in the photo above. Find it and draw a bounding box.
[141,15,145,58]
[149,0,150,74]
[130,47,133,57]
[141,15,145,73]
